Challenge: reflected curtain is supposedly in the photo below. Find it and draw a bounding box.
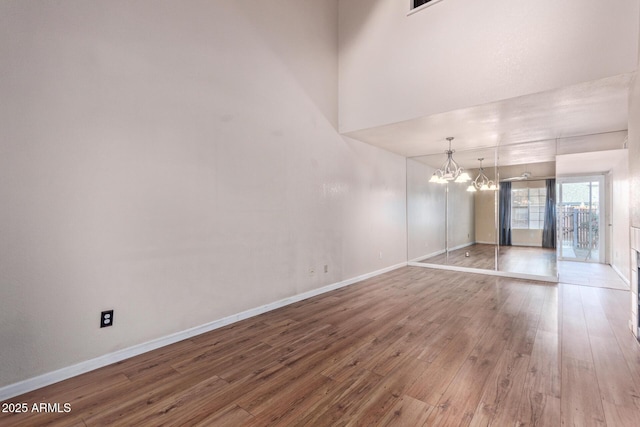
[542,178,556,249]
[499,182,512,246]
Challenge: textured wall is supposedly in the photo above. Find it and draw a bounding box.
[0,0,407,389]
[447,182,475,249]
[339,0,639,133]
[631,73,640,228]
[407,158,474,260]
[407,159,446,260]
[611,157,630,280]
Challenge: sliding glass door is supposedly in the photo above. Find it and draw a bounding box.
[557,176,605,263]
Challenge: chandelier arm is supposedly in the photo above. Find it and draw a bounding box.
[449,157,461,174]
[472,167,487,189]
[429,137,470,183]
[441,156,451,172]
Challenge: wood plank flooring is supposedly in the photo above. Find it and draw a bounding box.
[419,244,557,277]
[500,246,557,277]
[418,243,497,270]
[2,267,640,426]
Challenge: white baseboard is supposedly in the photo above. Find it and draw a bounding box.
[0,261,407,401]
[449,242,475,251]
[409,249,445,263]
[408,261,559,283]
[611,263,631,285]
[409,242,475,263]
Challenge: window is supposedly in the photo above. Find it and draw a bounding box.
[512,187,546,230]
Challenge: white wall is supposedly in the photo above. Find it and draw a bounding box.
[407,159,445,260]
[611,158,630,280]
[448,182,475,250]
[407,159,474,260]
[626,6,640,339]
[339,0,639,133]
[0,0,407,389]
[631,74,640,229]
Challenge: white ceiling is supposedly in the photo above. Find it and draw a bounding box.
[343,73,632,161]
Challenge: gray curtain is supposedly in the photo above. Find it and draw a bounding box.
[542,179,556,249]
[499,182,512,246]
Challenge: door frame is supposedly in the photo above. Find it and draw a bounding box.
[557,174,606,263]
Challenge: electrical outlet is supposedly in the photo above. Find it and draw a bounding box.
[309,268,315,276]
[324,264,328,273]
[100,310,114,328]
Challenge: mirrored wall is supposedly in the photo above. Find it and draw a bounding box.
[407,143,558,282]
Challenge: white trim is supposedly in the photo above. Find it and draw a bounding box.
[407,0,446,16]
[556,172,608,181]
[408,261,559,283]
[631,227,640,252]
[510,243,543,248]
[0,262,407,401]
[409,249,445,263]
[475,240,496,245]
[408,242,475,263]
[557,175,606,264]
[449,242,475,251]
[611,263,631,286]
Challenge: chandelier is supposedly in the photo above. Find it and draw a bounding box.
[467,158,497,191]
[428,137,471,184]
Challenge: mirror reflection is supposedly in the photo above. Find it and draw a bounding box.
[407,141,558,281]
[408,147,498,271]
[497,156,557,278]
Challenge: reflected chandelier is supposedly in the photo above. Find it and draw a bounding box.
[467,158,497,192]
[429,137,471,184]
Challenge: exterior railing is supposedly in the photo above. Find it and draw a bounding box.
[560,205,599,249]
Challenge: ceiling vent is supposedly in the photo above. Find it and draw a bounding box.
[410,0,446,14]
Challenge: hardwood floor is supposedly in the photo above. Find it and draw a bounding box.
[499,246,557,277]
[419,244,557,277]
[2,267,640,426]
[418,243,497,270]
